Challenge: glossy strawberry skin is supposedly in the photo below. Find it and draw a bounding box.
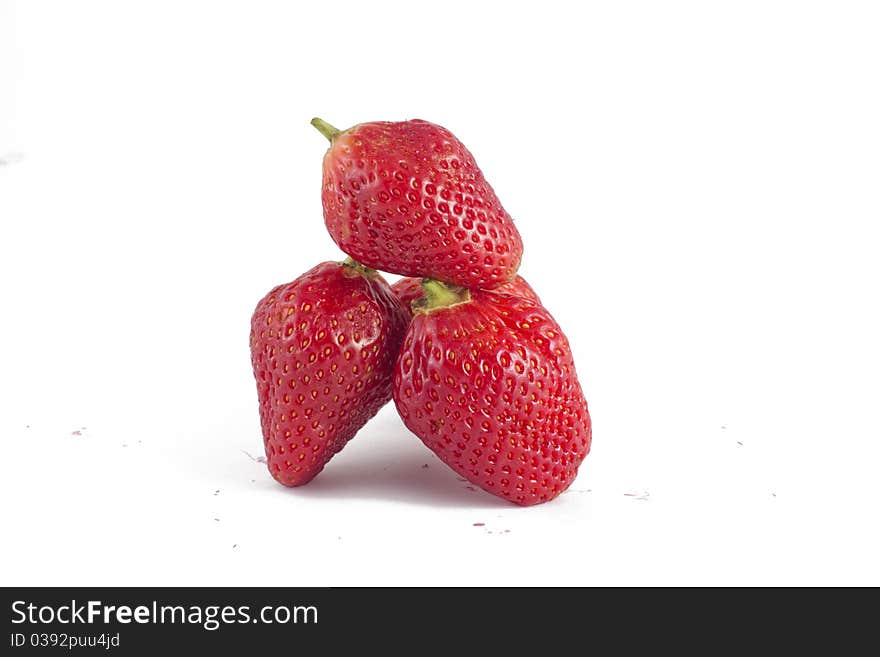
[392,274,541,316]
[320,120,523,289]
[250,261,409,487]
[393,292,591,505]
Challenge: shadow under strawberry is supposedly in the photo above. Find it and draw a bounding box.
[277,417,510,509]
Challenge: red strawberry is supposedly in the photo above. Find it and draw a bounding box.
[392,274,541,316]
[390,277,427,311]
[312,117,524,289]
[393,281,591,506]
[250,260,409,486]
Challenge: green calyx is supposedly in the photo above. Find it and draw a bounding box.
[311,117,342,142]
[413,279,471,314]
[341,257,376,277]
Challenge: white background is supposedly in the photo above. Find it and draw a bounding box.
[2,1,879,586]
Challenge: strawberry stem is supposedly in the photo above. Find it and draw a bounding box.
[311,117,341,142]
[417,279,471,313]
[341,257,376,276]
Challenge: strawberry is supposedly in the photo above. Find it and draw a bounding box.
[250,260,409,486]
[389,277,427,311]
[392,274,541,316]
[311,117,524,289]
[393,281,591,505]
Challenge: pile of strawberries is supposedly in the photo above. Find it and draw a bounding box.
[249,118,592,506]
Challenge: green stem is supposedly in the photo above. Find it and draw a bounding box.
[311,117,341,142]
[417,279,471,313]
[341,257,375,276]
